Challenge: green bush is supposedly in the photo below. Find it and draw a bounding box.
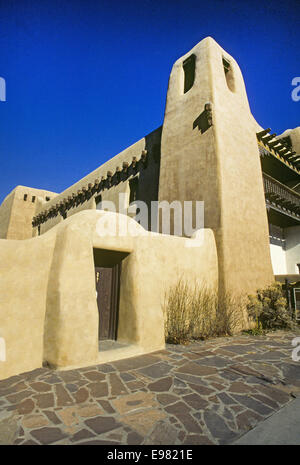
[246,282,296,331]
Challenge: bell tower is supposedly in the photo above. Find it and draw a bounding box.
[158,37,274,297]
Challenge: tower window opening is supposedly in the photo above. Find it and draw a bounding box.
[32,196,36,203]
[223,58,231,74]
[23,194,27,201]
[183,54,196,94]
[222,57,235,92]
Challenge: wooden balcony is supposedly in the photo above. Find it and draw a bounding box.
[263,172,300,222]
[257,128,300,177]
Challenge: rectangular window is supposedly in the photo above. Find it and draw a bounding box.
[269,223,286,248]
[95,194,102,210]
[129,177,139,203]
[32,196,36,203]
[23,194,27,201]
[183,54,196,94]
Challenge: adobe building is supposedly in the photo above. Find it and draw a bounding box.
[0,37,299,380]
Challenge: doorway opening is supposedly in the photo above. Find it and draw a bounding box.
[93,248,129,345]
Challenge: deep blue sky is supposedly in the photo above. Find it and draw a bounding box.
[0,0,299,203]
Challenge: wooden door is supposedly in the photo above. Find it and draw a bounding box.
[95,265,120,340]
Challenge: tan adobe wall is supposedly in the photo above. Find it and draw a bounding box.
[0,186,57,240]
[0,210,218,380]
[0,233,56,379]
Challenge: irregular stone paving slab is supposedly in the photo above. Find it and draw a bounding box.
[54,384,73,407]
[98,400,115,414]
[127,430,144,445]
[70,428,96,443]
[108,373,128,396]
[281,363,300,383]
[84,416,121,435]
[236,409,263,431]
[30,427,68,444]
[6,390,33,404]
[187,383,215,396]
[22,414,49,429]
[175,372,214,386]
[17,399,35,415]
[138,362,173,379]
[30,382,52,393]
[120,409,167,436]
[87,382,109,398]
[0,330,299,445]
[148,377,173,392]
[175,412,203,434]
[43,410,62,425]
[112,391,157,415]
[184,434,214,445]
[254,384,291,404]
[194,356,232,368]
[73,387,89,404]
[0,411,19,445]
[156,393,179,406]
[176,361,218,376]
[204,410,239,444]
[83,371,106,382]
[34,393,55,409]
[229,394,275,416]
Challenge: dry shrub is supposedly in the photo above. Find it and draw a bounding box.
[163,279,243,344]
[213,291,245,337]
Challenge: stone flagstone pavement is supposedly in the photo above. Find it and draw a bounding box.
[0,330,299,445]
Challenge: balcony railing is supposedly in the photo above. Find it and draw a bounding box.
[257,128,300,175]
[263,172,300,219]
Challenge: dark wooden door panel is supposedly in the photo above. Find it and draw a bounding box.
[95,265,120,341]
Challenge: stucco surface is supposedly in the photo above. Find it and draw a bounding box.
[0,186,57,240]
[0,233,56,379]
[0,210,218,380]
[158,37,274,297]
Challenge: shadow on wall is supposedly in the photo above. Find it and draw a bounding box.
[193,103,213,134]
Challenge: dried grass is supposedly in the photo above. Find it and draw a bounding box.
[163,278,243,344]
